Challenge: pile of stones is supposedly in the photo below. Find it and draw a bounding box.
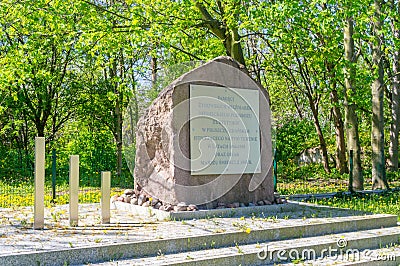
[112,189,287,212]
[111,189,198,212]
[215,193,287,209]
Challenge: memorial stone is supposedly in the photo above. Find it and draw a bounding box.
[134,56,274,208]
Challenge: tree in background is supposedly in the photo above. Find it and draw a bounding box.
[0,0,83,140]
[370,0,390,189]
[0,0,399,192]
[388,0,400,172]
[343,8,364,191]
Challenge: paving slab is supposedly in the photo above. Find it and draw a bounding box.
[0,202,397,265]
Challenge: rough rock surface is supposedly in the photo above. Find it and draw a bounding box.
[134,56,274,208]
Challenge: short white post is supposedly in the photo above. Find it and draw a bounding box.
[34,137,45,229]
[69,155,79,227]
[101,171,111,224]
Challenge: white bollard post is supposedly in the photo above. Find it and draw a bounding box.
[34,137,45,230]
[101,171,111,224]
[69,155,79,227]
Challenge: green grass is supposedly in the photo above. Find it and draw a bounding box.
[0,180,122,208]
[277,179,348,195]
[305,191,400,220]
[276,160,400,194]
[276,170,400,220]
[278,179,400,195]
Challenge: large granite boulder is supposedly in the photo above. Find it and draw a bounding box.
[134,56,274,208]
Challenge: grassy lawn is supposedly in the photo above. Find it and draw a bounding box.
[278,179,400,195]
[278,178,400,221]
[306,191,400,220]
[0,181,122,208]
[277,179,348,195]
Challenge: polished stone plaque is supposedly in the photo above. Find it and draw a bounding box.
[190,84,260,175]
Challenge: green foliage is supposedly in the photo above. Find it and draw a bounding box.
[54,122,132,188]
[278,160,342,182]
[1,0,400,210]
[54,123,114,186]
[0,147,34,184]
[276,119,318,161]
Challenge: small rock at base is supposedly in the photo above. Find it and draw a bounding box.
[187,204,198,211]
[232,202,240,208]
[177,202,187,207]
[142,201,150,207]
[274,198,281,204]
[257,200,265,206]
[263,200,272,205]
[123,195,131,203]
[226,202,240,208]
[239,203,246,207]
[165,205,173,212]
[248,203,255,207]
[124,189,135,196]
[174,205,187,212]
[111,195,119,203]
[131,198,138,205]
[151,197,159,206]
[154,202,162,209]
[138,195,146,206]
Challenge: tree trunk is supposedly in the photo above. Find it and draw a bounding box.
[36,122,45,137]
[115,92,123,177]
[195,1,246,67]
[344,17,363,191]
[130,58,139,142]
[326,61,347,174]
[371,0,389,190]
[228,27,246,67]
[151,56,157,89]
[112,58,123,177]
[308,94,331,173]
[330,88,348,174]
[388,0,400,172]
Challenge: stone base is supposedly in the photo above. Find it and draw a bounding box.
[112,200,301,221]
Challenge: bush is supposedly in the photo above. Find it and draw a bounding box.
[276,119,318,161]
